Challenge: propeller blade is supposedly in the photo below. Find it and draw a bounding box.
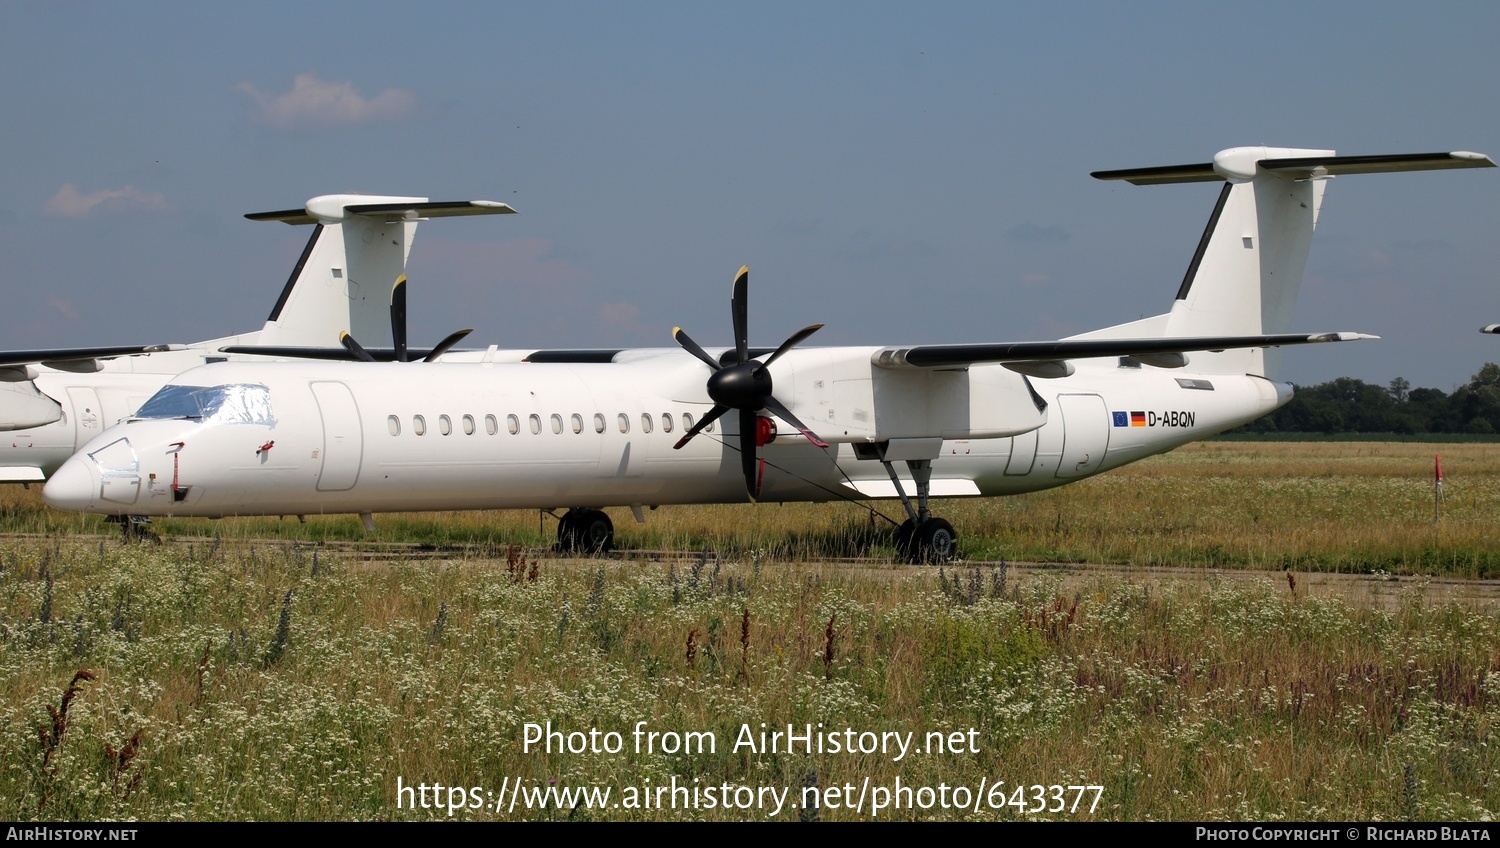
[673,327,723,371]
[761,396,830,448]
[758,323,823,371]
[391,275,409,362]
[673,404,729,450]
[422,328,473,362]
[739,407,759,500]
[732,266,749,365]
[339,332,376,363]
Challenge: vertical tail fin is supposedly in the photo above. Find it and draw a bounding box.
[243,196,515,348]
[1092,147,1494,377]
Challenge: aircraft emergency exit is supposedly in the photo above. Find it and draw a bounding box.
[0,195,513,484]
[42,146,1495,562]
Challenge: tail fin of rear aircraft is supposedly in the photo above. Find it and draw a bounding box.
[237,195,515,348]
[1089,147,1494,377]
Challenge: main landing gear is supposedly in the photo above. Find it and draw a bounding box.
[556,508,614,554]
[883,458,957,564]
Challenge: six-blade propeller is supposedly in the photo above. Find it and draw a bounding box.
[672,266,828,499]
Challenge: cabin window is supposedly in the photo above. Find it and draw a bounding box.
[617,413,630,433]
[485,414,498,435]
[705,418,714,433]
[507,414,520,435]
[550,413,563,435]
[529,414,541,435]
[439,414,452,436]
[387,415,401,436]
[413,415,427,436]
[594,413,606,434]
[641,413,653,434]
[571,413,583,434]
[463,414,476,435]
[682,412,695,433]
[661,413,674,433]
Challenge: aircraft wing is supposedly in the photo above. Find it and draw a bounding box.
[0,344,183,374]
[872,331,1376,377]
[216,345,459,361]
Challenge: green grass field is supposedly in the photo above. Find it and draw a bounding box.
[7,441,1497,576]
[1,442,1496,820]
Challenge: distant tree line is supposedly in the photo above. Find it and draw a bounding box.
[1229,363,1500,435]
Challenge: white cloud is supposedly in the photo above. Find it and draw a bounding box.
[43,184,167,217]
[237,73,417,129]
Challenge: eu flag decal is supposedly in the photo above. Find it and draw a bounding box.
[1112,411,1128,427]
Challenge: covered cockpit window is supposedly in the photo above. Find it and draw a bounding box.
[133,384,276,427]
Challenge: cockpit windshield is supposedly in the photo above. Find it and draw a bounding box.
[133,383,276,427]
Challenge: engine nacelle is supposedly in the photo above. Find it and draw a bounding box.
[0,382,62,431]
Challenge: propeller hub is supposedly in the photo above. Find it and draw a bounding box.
[707,362,771,409]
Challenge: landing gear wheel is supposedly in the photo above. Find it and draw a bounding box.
[908,518,956,564]
[574,509,614,554]
[557,509,614,554]
[119,516,161,546]
[894,518,917,560]
[555,511,578,552]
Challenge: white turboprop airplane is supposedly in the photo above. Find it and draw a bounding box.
[0,195,513,493]
[40,146,1495,561]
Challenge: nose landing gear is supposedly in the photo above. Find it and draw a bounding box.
[107,514,161,545]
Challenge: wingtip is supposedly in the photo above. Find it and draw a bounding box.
[1310,331,1380,342]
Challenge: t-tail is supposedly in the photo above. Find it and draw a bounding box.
[225,195,515,349]
[1086,147,1494,377]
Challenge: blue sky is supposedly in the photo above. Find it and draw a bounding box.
[3,2,1497,390]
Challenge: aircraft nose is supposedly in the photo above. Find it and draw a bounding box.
[42,458,98,512]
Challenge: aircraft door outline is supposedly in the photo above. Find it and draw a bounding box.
[310,381,363,491]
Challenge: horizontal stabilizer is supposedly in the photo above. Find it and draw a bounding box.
[872,331,1376,371]
[1093,150,1494,185]
[247,197,515,225]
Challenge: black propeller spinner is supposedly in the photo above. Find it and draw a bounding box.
[339,275,473,363]
[671,266,828,499]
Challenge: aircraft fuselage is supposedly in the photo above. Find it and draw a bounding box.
[41,351,1289,518]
